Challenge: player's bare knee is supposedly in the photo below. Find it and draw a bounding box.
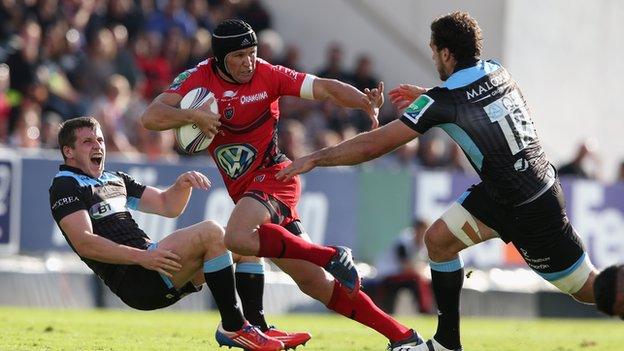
[223,228,251,254]
[198,220,225,247]
[425,221,458,260]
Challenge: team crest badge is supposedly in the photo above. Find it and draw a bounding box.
[224,106,235,119]
[254,174,266,182]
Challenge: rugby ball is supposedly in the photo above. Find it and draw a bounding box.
[175,87,218,154]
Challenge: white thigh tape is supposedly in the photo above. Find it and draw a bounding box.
[441,202,494,247]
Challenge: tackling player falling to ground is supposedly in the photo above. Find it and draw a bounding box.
[49,117,284,351]
[141,18,425,351]
[277,11,600,351]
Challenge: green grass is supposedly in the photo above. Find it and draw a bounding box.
[0,307,621,350]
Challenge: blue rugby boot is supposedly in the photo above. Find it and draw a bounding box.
[324,246,361,298]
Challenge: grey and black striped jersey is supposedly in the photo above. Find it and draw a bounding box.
[400,60,554,206]
[50,164,149,291]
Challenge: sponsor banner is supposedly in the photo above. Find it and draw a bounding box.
[411,172,624,270]
[564,178,624,269]
[0,150,20,255]
[19,156,357,253]
[12,154,624,270]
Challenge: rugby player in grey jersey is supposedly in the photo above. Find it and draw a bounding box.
[278,11,600,351]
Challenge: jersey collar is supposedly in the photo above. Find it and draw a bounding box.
[59,164,108,180]
[441,59,502,90]
[59,164,91,176]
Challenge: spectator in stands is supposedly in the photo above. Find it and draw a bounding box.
[235,0,272,33]
[279,44,303,72]
[418,133,449,169]
[316,42,350,82]
[33,0,61,32]
[139,128,178,162]
[186,0,216,32]
[90,74,137,154]
[133,31,173,100]
[558,139,600,180]
[162,26,192,73]
[372,218,434,315]
[40,111,62,149]
[257,29,284,63]
[78,27,118,99]
[146,0,196,38]
[6,18,42,97]
[313,129,342,151]
[104,0,145,41]
[350,54,379,92]
[111,24,144,89]
[446,144,472,174]
[186,28,212,68]
[278,119,309,161]
[374,140,421,171]
[63,0,98,33]
[39,19,87,118]
[9,101,41,148]
[348,54,380,132]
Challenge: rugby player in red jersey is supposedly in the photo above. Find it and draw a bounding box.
[141,18,423,351]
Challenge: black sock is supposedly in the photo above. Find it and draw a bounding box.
[236,272,269,331]
[431,266,464,349]
[204,265,245,332]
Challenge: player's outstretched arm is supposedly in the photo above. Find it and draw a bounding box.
[313,78,381,129]
[141,93,221,137]
[59,211,182,277]
[276,120,420,180]
[138,171,211,218]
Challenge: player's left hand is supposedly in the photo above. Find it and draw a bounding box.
[276,156,316,181]
[176,171,211,190]
[363,81,384,129]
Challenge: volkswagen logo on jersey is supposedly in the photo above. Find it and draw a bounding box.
[215,144,257,179]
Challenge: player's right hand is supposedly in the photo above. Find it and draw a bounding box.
[275,155,316,181]
[388,84,429,110]
[190,97,221,138]
[138,248,182,278]
[176,171,211,191]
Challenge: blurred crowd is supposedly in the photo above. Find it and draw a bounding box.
[0,0,621,181]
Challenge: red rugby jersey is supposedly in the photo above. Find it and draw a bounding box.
[165,58,315,201]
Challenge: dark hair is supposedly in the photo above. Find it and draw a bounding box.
[57,116,100,161]
[594,264,621,316]
[430,11,482,62]
[212,19,257,81]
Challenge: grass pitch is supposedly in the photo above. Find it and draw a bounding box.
[0,307,621,350]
